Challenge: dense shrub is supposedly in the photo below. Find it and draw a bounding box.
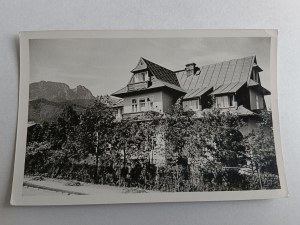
[25,99,280,191]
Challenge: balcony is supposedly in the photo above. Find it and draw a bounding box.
[127,81,150,92]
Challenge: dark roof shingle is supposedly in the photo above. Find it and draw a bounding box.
[112,58,183,97]
[142,58,180,86]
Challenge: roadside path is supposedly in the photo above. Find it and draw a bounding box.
[23,177,156,196]
[23,186,71,196]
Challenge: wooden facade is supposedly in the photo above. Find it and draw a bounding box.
[112,56,270,122]
[110,56,272,165]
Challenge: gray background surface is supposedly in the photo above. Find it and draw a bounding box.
[0,0,299,224]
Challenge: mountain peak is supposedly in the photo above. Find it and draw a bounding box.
[72,85,95,100]
[72,85,87,91]
[29,81,95,102]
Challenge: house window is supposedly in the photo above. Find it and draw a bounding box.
[132,99,138,112]
[216,96,228,108]
[147,97,154,110]
[118,108,123,117]
[256,94,259,109]
[183,99,200,111]
[132,71,148,83]
[252,70,259,82]
[113,108,123,118]
[139,98,146,111]
[216,95,235,108]
[113,109,118,118]
[229,95,234,107]
[131,96,154,112]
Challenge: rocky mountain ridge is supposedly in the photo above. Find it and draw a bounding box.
[28,81,121,123]
[29,81,96,102]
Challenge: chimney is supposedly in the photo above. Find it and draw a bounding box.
[185,63,196,76]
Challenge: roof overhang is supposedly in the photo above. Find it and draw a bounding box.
[112,99,124,108]
[252,63,263,72]
[248,82,271,95]
[210,82,246,96]
[261,86,271,95]
[111,85,186,98]
[183,86,213,100]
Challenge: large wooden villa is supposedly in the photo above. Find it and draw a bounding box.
[112,56,270,125]
[110,56,271,165]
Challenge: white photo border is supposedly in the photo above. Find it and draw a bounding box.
[11,29,287,206]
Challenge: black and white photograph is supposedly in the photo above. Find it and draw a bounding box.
[11,30,287,205]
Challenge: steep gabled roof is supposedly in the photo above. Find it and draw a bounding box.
[112,58,183,97]
[142,58,180,86]
[176,56,270,99]
[131,58,148,72]
[177,56,254,91]
[112,56,270,99]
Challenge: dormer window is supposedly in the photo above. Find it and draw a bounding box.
[251,70,259,82]
[183,99,200,111]
[132,71,149,83]
[229,95,234,107]
[216,94,235,108]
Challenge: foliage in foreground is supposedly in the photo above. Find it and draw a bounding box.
[25,97,280,192]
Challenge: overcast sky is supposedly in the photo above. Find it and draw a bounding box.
[30,37,271,103]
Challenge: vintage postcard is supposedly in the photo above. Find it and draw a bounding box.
[11,30,287,205]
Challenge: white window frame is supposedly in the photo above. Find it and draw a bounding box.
[131,95,154,112]
[256,94,259,109]
[228,94,234,107]
[132,98,138,112]
[252,70,260,83]
[183,99,200,111]
[118,108,122,117]
[216,95,235,109]
[146,96,154,110]
[139,97,146,111]
[131,71,148,83]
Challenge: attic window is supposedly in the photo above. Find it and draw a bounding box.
[132,71,149,83]
[252,70,259,82]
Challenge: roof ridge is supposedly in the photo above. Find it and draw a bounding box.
[131,57,147,72]
[175,55,256,72]
[142,57,175,74]
[202,55,255,68]
[142,57,181,87]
